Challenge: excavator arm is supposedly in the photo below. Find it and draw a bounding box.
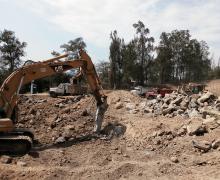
[0,50,107,156]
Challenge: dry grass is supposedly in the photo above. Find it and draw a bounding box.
[206,79,220,96]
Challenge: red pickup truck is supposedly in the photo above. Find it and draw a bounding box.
[145,88,173,99]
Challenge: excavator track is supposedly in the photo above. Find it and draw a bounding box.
[0,134,33,156]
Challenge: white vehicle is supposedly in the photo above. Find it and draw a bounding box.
[130,86,148,96]
[49,83,87,97]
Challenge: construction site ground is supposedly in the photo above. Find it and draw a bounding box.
[1,89,220,180]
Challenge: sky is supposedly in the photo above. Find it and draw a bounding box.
[0,0,219,64]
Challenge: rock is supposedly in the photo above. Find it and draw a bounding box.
[212,139,220,149]
[139,101,146,109]
[204,102,209,107]
[62,107,70,114]
[125,103,136,111]
[17,161,27,167]
[62,129,72,139]
[176,109,184,115]
[129,109,139,114]
[162,106,176,115]
[163,97,172,104]
[146,99,157,107]
[65,125,75,130]
[28,108,36,115]
[180,100,188,110]
[58,103,65,108]
[182,113,189,119]
[50,121,56,128]
[144,108,153,113]
[81,109,89,116]
[75,95,83,102]
[188,109,200,118]
[161,103,169,109]
[29,119,34,125]
[20,111,26,115]
[115,102,123,109]
[177,126,187,136]
[197,92,214,104]
[170,156,179,163]
[215,103,220,111]
[55,136,66,144]
[55,117,62,123]
[36,111,41,119]
[166,113,174,118]
[202,117,216,124]
[202,117,219,130]
[114,125,126,136]
[192,140,212,152]
[189,101,198,108]
[0,155,12,164]
[62,125,75,139]
[117,149,122,154]
[187,120,207,136]
[111,97,120,104]
[37,99,47,103]
[154,108,163,116]
[202,109,220,118]
[193,159,207,166]
[27,98,33,103]
[171,97,183,106]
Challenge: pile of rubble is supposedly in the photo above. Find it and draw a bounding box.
[17,95,96,144]
[114,90,220,120]
[142,91,220,119]
[114,90,220,153]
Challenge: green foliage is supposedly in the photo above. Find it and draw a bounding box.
[121,39,139,87]
[109,21,155,88]
[60,37,86,58]
[108,26,212,88]
[155,30,211,83]
[133,20,154,85]
[51,50,61,57]
[209,58,220,79]
[35,37,88,91]
[0,27,215,91]
[0,29,27,85]
[96,61,110,88]
[0,29,27,73]
[21,37,87,93]
[109,30,123,88]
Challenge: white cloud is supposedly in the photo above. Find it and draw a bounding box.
[17,0,220,61]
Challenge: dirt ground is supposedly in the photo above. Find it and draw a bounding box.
[1,90,220,180]
[206,79,220,96]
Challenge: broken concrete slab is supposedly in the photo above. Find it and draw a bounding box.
[197,92,214,104]
[187,119,207,136]
[192,140,212,152]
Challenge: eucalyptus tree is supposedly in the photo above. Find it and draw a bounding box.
[133,20,154,85]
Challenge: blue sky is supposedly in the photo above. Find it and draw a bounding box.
[0,0,219,64]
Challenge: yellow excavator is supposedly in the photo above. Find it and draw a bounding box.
[0,50,107,156]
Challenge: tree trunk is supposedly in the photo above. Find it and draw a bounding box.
[140,37,145,85]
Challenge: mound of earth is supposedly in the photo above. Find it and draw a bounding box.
[1,90,220,180]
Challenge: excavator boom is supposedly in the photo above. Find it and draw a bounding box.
[0,50,107,156]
